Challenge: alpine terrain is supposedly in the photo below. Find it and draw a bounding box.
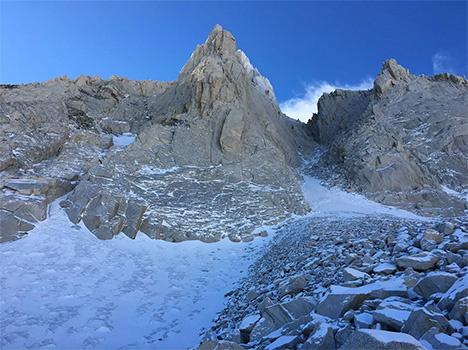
[1,25,467,350]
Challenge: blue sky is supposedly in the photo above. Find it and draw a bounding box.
[1,1,467,121]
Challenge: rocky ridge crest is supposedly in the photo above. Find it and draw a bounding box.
[308,59,468,216]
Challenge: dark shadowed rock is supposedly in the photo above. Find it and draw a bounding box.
[448,296,468,323]
[437,276,468,313]
[278,276,308,298]
[401,307,453,339]
[302,322,335,350]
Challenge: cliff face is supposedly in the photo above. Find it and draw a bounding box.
[308,59,468,216]
[0,72,171,242]
[0,25,314,243]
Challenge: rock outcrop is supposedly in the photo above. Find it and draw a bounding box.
[308,59,468,216]
[0,25,314,243]
[0,72,171,242]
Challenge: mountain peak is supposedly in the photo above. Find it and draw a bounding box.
[381,58,410,79]
[204,24,237,54]
[373,58,411,94]
[178,25,237,78]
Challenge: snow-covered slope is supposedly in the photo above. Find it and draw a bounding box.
[301,175,427,220]
[0,199,275,349]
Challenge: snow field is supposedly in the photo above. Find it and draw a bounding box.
[0,201,273,349]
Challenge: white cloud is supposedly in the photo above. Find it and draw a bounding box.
[432,52,456,75]
[280,78,374,123]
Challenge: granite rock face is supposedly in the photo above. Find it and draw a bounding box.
[0,61,170,242]
[308,59,468,216]
[0,25,313,242]
[62,25,314,242]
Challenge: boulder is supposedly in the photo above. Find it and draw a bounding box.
[373,263,397,275]
[239,314,261,343]
[316,287,369,319]
[354,312,373,329]
[339,329,426,350]
[420,327,462,350]
[437,276,468,313]
[413,271,458,300]
[258,297,276,314]
[0,194,47,223]
[448,296,468,323]
[66,182,100,224]
[0,174,76,242]
[396,252,440,271]
[282,315,314,336]
[302,322,335,350]
[0,210,33,243]
[373,298,415,331]
[317,277,408,319]
[420,228,444,251]
[343,267,370,282]
[401,307,453,339]
[436,222,455,235]
[402,268,421,288]
[121,199,147,239]
[250,304,293,342]
[443,228,468,253]
[335,325,353,348]
[1,178,49,195]
[278,276,308,298]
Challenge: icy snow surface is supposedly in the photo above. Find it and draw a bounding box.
[441,185,468,202]
[264,335,297,350]
[434,332,461,347]
[0,174,426,349]
[0,201,273,349]
[301,175,427,220]
[354,312,373,327]
[112,133,136,147]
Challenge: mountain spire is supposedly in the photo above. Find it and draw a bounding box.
[205,24,237,54]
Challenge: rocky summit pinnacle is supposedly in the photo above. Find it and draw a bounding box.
[206,24,237,54]
[0,25,314,243]
[373,58,411,94]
